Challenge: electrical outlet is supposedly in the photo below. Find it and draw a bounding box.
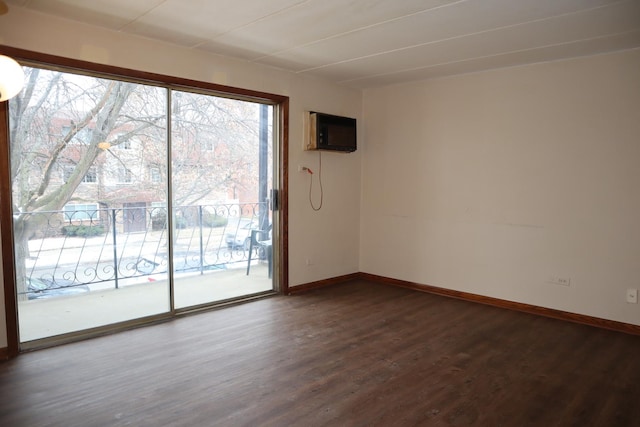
[626,288,638,304]
[298,165,309,173]
[305,258,313,266]
[547,275,571,287]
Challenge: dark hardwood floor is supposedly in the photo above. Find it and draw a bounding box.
[1,280,639,426]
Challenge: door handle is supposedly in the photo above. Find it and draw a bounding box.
[270,189,279,211]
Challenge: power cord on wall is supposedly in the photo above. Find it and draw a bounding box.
[303,151,323,211]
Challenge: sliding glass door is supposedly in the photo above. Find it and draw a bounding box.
[10,69,171,342]
[7,63,279,346]
[170,91,274,309]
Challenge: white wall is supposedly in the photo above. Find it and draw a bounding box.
[361,49,640,326]
[0,8,362,348]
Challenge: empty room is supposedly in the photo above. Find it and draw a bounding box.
[1,1,640,425]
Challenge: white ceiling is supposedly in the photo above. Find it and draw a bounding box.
[6,0,640,88]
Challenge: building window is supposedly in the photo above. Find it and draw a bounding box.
[202,140,214,151]
[63,167,72,182]
[119,167,133,183]
[150,167,161,183]
[84,168,97,183]
[119,139,132,150]
[63,203,99,221]
[73,127,92,145]
[64,166,97,183]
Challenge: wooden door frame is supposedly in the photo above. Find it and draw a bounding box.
[0,45,289,358]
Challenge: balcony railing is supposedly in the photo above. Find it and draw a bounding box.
[17,202,270,298]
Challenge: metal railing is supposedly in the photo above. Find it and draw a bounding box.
[17,202,269,297]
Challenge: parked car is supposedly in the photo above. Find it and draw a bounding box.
[27,277,90,300]
[225,219,257,250]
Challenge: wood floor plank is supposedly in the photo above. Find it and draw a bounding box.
[1,280,639,426]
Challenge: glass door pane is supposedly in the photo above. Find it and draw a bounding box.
[10,67,170,342]
[170,91,274,309]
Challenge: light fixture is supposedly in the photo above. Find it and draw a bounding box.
[0,54,25,102]
[0,0,25,102]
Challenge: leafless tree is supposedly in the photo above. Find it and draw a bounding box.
[8,67,264,298]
